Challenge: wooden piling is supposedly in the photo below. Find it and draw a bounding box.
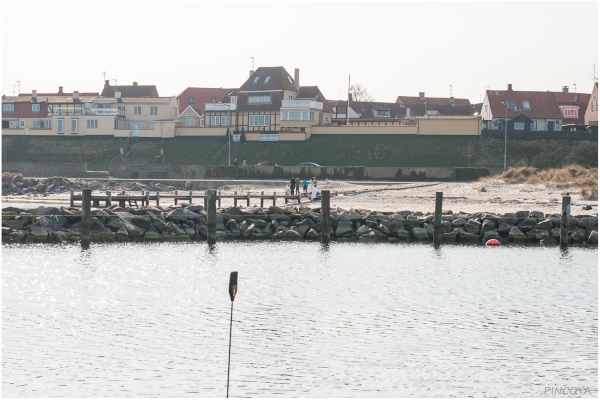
[207,190,217,246]
[145,191,150,206]
[204,190,208,210]
[433,191,443,246]
[247,192,251,207]
[234,191,238,207]
[81,188,91,248]
[273,192,277,206]
[156,191,160,206]
[189,190,193,204]
[218,191,222,208]
[321,190,330,243]
[260,191,264,208]
[175,190,179,205]
[70,190,74,207]
[560,195,571,246]
[106,191,112,207]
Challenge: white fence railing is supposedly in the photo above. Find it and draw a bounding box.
[259,133,278,142]
[205,103,236,111]
[85,108,126,117]
[281,100,323,110]
[232,134,241,142]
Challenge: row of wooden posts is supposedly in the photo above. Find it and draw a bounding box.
[78,188,573,249]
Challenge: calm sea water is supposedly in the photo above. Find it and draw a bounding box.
[2,240,598,397]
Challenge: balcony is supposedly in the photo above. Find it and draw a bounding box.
[85,108,126,117]
[281,100,323,110]
[205,103,236,111]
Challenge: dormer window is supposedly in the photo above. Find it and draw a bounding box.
[375,109,390,117]
[31,104,40,113]
[253,76,260,84]
[507,101,517,110]
[248,94,272,104]
[398,102,405,108]
[264,76,271,84]
[188,97,194,104]
[211,98,217,103]
[522,101,531,110]
[287,76,293,84]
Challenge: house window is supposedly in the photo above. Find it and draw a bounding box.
[31,104,40,113]
[522,101,531,110]
[564,108,578,117]
[134,106,141,115]
[186,117,194,126]
[264,76,271,83]
[493,120,498,128]
[19,120,25,128]
[507,101,516,110]
[70,118,78,133]
[57,119,64,133]
[325,117,329,122]
[399,102,405,108]
[149,122,155,130]
[230,97,237,104]
[45,120,52,129]
[253,76,260,84]
[248,95,271,104]
[484,104,488,113]
[188,97,194,104]
[211,98,217,103]
[32,120,40,128]
[3,103,14,112]
[150,106,158,115]
[289,95,293,100]
[75,104,82,113]
[514,121,525,130]
[86,119,98,128]
[133,122,142,130]
[531,121,537,130]
[249,114,270,126]
[287,76,293,84]
[200,119,205,126]
[376,110,390,117]
[592,101,595,112]
[220,115,230,125]
[338,107,347,114]
[124,122,131,129]
[210,115,221,126]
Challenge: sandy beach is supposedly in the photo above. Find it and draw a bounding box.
[3,179,597,216]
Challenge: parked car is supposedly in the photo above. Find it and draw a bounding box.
[297,162,320,167]
[255,162,278,166]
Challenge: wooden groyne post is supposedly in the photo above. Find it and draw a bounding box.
[207,190,217,246]
[321,190,330,243]
[560,195,571,246]
[81,188,91,249]
[433,191,443,246]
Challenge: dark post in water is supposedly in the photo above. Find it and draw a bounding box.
[321,190,330,243]
[560,195,571,246]
[433,191,443,245]
[207,190,217,246]
[81,188,91,249]
[226,271,238,398]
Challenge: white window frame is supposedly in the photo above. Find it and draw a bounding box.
[3,103,14,112]
[249,114,270,127]
[149,122,155,130]
[220,115,230,126]
[253,76,260,84]
[124,122,131,130]
[230,97,237,105]
[200,119,205,126]
[248,95,271,104]
[19,120,25,128]
[74,104,82,113]
[86,119,98,128]
[32,120,40,128]
[70,118,78,133]
[57,118,64,133]
[133,122,143,130]
[188,97,194,104]
[210,115,221,126]
[186,117,194,126]
[507,101,516,110]
[45,120,52,129]
[31,103,40,113]
[134,106,142,115]
[522,101,531,110]
[513,121,525,130]
[531,121,537,130]
[150,106,158,115]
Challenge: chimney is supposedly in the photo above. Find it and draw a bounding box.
[348,93,353,103]
[115,91,121,99]
[73,91,80,100]
[249,70,254,78]
[133,82,138,86]
[294,68,300,91]
[419,92,425,101]
[575,93,579,102]
[58,86,63,94]
[406,107,411,119]
[450,96,455,107]
[31,90,37,98]
[562,86,569,94]
[104,80,110,87]
[507,84,513,91]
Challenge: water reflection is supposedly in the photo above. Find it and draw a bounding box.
[2,242,597,397]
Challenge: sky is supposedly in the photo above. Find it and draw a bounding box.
[2,1,598,105]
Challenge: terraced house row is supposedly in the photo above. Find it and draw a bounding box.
[2,66,597,141]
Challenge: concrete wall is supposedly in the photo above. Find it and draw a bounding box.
[417,118,481,135]
[109,163,490,182]
[2,162,88,177]
[311,125,418,135]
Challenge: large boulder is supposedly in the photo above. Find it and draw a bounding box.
[115,212,146,237]
[457,228,479,241]
[451,218,466,227]
[588,231,598,244]
[529,211,545,219]
[570,229,587,243]
[463,219,482,234]
[131,215,152,230]
[509,226,527,242]
[2,219,25,230]
[412,227,429,240]
[536,219,553,230]
[29,227,48,242]
[481,219,496,232]
[335,219,353,237]
[517,218,537,232]
[166,208,200,222]
[442,228,459,241]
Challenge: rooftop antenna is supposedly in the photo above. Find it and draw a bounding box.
[16,81,20,95]
[593,64,597,83]
[449,84,453,97]
[249,57,254,71]
[102,70,106,82]
[573,83,576,93]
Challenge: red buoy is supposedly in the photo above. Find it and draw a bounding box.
[486,239,501,246]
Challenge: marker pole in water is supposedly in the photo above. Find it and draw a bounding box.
[227,271,238,398]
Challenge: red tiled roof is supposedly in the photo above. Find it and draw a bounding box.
[554,92,591,125]
[176,87,232,113]
[239,67,297,93]
[486,90,563,119]
[396,95,471,106]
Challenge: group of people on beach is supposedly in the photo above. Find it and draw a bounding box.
[285,176,319,201]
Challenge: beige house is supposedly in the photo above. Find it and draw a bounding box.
[584,82,598,127]
[114,95,179,138]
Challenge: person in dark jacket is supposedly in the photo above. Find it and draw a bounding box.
[290,176,296,195]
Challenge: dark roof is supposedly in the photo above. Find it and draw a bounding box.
[176,87,232,113]
[299,86,333,113]
[396,95,471,106]
[554,92,591,126]
[236,91,284,112]
[347,101,407,119]
[239,67,297,92]
[486,90,563,119]
[101,82,158,98]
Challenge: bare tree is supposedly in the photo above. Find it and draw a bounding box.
[349,84,374,102]
[462,141,477,167]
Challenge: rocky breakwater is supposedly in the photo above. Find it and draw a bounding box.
[1,204,598,246]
